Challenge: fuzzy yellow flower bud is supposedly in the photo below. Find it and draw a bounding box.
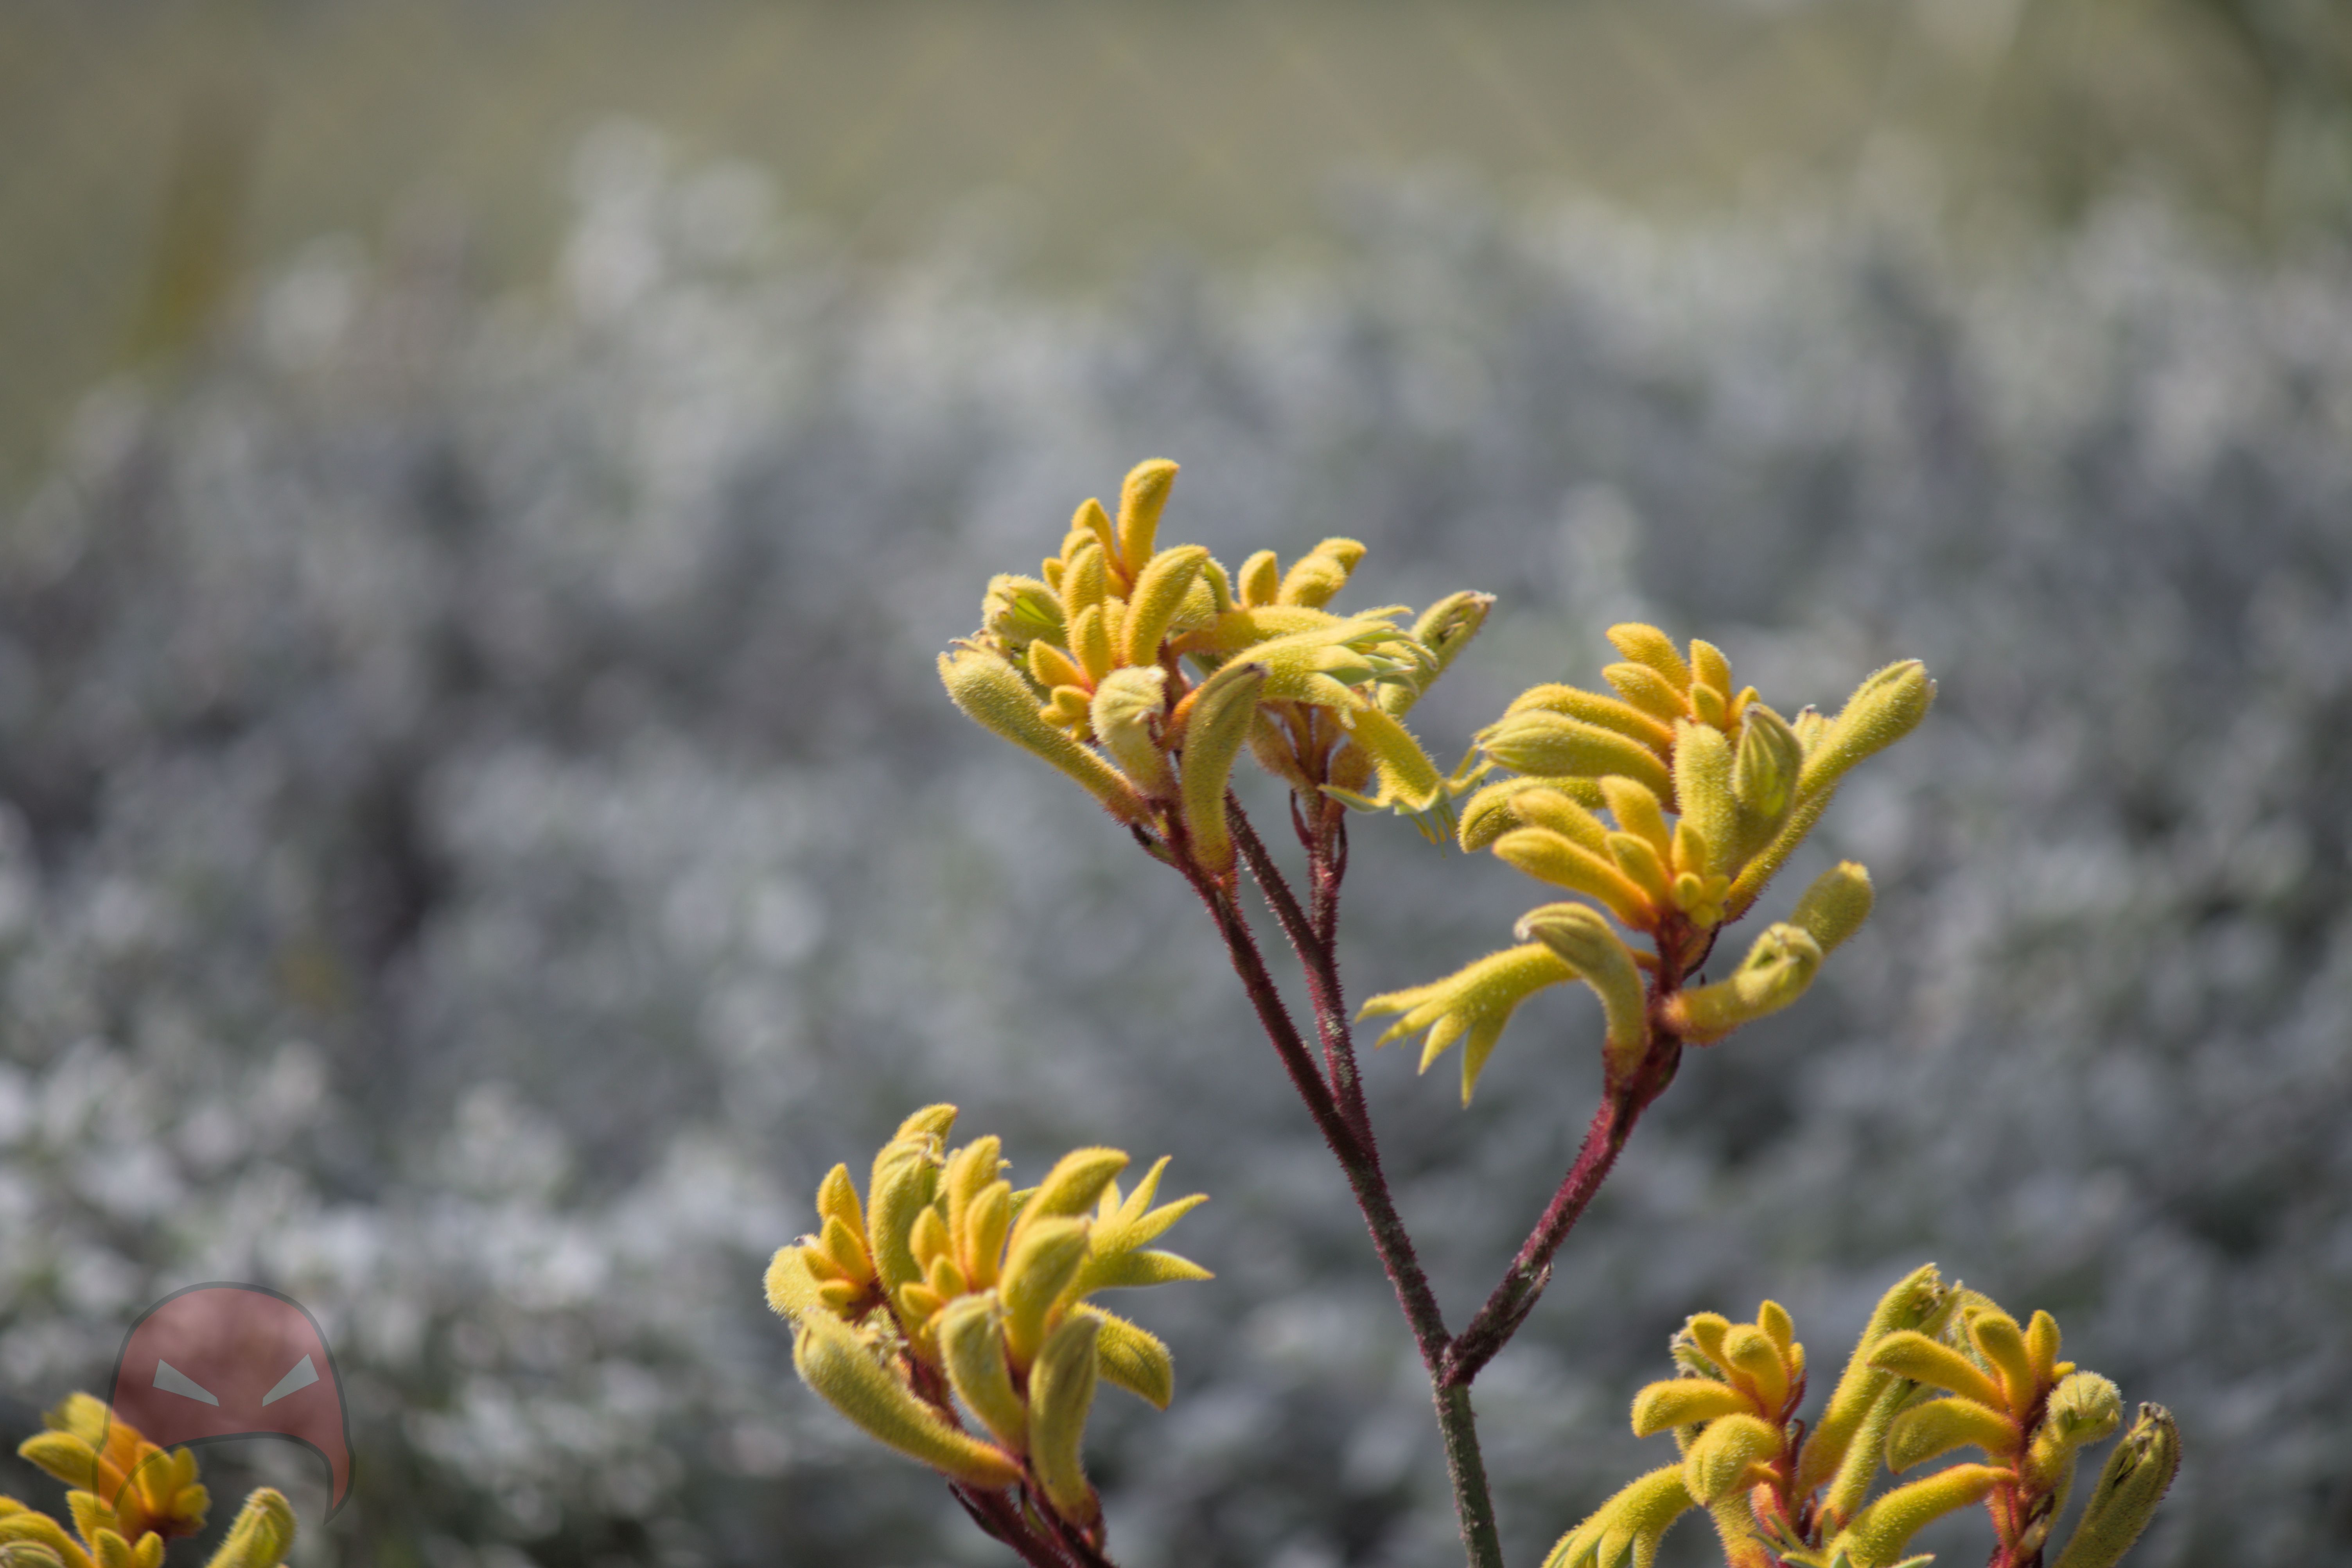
[1606,623,1693,692]
[1542,1465,1696,1568]
[1120,544,1212,666]
[1599,776,1672,861]
[867,1112,953,1300]
[1115,459,1179,576]
[1867,1331,2008,1413]
[1605,662,1689,724]
[1506,682,1676,750]
[939,646,1147,824]
[1275,537,1367,608]
[1456,777,1605,852]
[1236,549,1280,608]
[1491,828,1655,929]
[1682,1414,1782,1506]
[792,1313,1022,1489]
[1885,1397,2021,1472]
[1829,1465,2008,1568]
[1026,1314,1104,1529]
[1969,1310,2037,1411]
[1022,1148,1131,1230]
[1672,719,1738,878]
[1516,902,1650,1076]
[1000,1218,1092,1369]
[1174,658,1267,874]
[1789,862,1874,954]
[937,1296,1028,1453]
[94,1527,163,1568]
[199,1490,293,1568]
[1630,1380,1753,1439]
[1479,710,1674,801]
[0,1516,87,1568]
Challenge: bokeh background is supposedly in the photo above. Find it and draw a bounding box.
[4,2,2351,1565]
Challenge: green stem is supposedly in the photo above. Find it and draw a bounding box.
[1436,1383,1507,1568]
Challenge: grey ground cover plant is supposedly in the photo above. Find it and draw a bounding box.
[1,126,2347,1564]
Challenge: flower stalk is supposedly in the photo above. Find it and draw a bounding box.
[787,455,2184,1568]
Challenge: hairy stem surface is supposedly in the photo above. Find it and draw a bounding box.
[1185,810,1504,1568]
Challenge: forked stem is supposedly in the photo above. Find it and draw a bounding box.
[1182,806,1504,1568]
[1162,794,1707,1568]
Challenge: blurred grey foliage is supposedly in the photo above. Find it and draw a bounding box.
[2,122,2348,1566]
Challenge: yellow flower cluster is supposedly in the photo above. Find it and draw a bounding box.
[1364,624,1933,1100]
[941,459,1491,869]
[2,1397,293,1568]
[1548,1267,2177,1568]
[765,1105,1208,1542]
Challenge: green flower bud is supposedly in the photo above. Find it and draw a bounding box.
[981,574,1065,651]
[1789,862,1875,954]
[937,1296,1028,1453]
[1075,1304,1177,1410]
[1091,667,1174,800]
[1026,1314,1104,1529]
[1381,591,1496,716]
[1000,1218,1091,1369]
[1727,660,1934,917]
[1885,1397,2020,1472]
[1663,924,1822,1043]
[1729,705,1803,860]
[2050,1404,2180,1568]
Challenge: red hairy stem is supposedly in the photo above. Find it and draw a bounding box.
[1227,801,1374,1148]
[1300,804,1373,1142]
[1443,918,1709,1387]
[1175,842,1504,1568]
[1181,861,1449,1367]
